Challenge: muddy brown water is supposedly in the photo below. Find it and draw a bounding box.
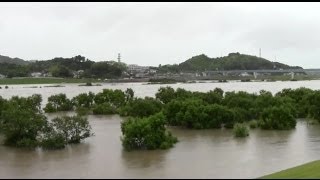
[1,81,320,178]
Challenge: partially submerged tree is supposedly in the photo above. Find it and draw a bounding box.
[121,113,178,151]
[44,93,73,113]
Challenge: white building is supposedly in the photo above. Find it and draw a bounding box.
[240,72,251,77]
[31,72,42,77]
[0,74,5,79]
[73,70,84,78]
[127,64,149,73]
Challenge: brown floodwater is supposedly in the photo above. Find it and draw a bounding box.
[1,81,320,178]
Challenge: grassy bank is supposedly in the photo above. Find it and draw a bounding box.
[260,160,320,179]
[0,78,102,85]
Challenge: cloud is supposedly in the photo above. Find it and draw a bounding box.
[0,2,320,68]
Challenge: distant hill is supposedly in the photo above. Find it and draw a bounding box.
[0,55,29,65]
[158,52,303,73]
[0,54,126,79]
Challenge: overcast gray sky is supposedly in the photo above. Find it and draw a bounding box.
[1,2,320,68]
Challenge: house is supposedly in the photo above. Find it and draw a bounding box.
[127,64,149,73]
[0,74,5,79]
[240,72,251,77]
[73,70,84,78]
[31,72,42,77]
[202,72,208,77]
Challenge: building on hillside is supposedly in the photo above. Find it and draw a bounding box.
[0,74,5,79]
[127,64,149,73]
[31,72,42,78]
[73,70,84,78]
[240,72,251,77]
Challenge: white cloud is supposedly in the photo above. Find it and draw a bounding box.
[0,2,319,68]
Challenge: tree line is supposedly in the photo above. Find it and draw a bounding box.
[1,86,320,151]
[0,55,127,79]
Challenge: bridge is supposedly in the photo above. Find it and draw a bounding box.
[203,69,314,79]
[204,69,306,74]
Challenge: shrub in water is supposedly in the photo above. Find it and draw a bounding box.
[249,120,258,129]
[233,123,249,137]
[51,115,93,144]
[44,94,73,113]
[120,112,178,151]
[40,131,66,150]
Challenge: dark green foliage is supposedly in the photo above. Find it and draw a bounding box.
[175,88,194,100]
[164,98,204,127]
[40,131,66,150]
[90,61,126,79]
[94,89,126,108]
[50,64,73,78]
[51,115,93,144]
[0,95,47,147]
[75,106,91,116]
[157,53,302,73]
[72,92,95,108]
[119,97,163,117]
[155,86,176,104]
[39,123,67,149]
[0,55,126,79]
[304,91,320,121]
[44,93,73,113]
[260,106,296,130]
[164,98,234,129]
[206,104,236,129]
[201,89,223,104]
[275,87,313,118]
[16,138,39,148]
[213,87,224,97]
[233,123,249,137]
[120,113,178,151]
[0,94,93,149]
[125,88,134,102]
[92,103,117,115]
[231,107,249,124]
[223,91,256,109]
[0,63,29,77]
[160,87,314,130]
[249,120,258,129]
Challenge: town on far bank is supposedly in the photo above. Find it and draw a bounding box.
[1,52,320,85]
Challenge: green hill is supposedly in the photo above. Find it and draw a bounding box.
[0,55,29,65]
[158,52,303,73]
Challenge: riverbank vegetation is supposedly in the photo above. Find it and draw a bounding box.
[0,77,101,85]
[0,95,93,149]
[1,86,320,151]
[0,55,127,79]
[120,113,178,151]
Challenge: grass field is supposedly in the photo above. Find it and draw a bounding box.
[260,160,320,179]
[0,78,102,85]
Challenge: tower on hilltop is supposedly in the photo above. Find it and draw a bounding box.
[118,53,121,63]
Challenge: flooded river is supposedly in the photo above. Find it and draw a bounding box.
[1,80,320,178]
